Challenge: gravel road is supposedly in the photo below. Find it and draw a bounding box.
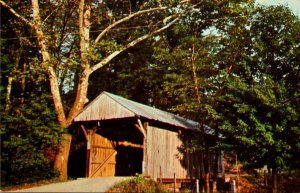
[8,177,132,192]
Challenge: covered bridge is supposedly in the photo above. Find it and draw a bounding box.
[73,91,222,180]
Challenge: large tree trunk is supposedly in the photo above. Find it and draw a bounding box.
[54,134,72,180]
[272,169,278,193]
[31,0,70,180]
[51,0,92,179]
[66,73,90,125]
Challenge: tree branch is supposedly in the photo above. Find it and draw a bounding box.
[79,0,91,69]
[43,1,64,23]
[93,6,167,44]
[90,17,179,73]
[0,0,35,28]
[31,0,67,127]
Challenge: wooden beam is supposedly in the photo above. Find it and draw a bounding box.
[80,125,92,177]
[80,124,88,141]
[135,124,145,137]
[91,145,115,149]
[137,119,148,175]
[92,142,143,149]
[136,118,146,137]
[143,121,148,131]
[119,141,144,148]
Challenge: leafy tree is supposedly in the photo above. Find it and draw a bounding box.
[216,5,300,172]
[0,0,189,179]
[1,93,61,186]
[132,4,299,192]
[248,5,300,171]
[205,5,300,192]
[102,2,254,191]
[1,5,62,185]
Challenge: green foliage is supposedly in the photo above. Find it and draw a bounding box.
[1,93,61,186]
[132,3,300,173]
[108,174,168,193]
[210,5,300,171]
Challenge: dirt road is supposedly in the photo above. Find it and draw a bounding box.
[9,177,131,192]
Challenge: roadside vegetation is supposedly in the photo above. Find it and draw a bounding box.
[106,171,300,193]
[106,174,168,193]
[236,170,300,193]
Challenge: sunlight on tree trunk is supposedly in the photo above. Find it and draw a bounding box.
[5,40,23,111]
[54,134,72,180]
[5,77,13,111]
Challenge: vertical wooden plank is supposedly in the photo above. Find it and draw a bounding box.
[149,126,153,178]
[86,135,90,177]
[146,126,151,178]
[154,127,159,179]
[174,172,176,193]
[171,129,176,178]
[174,132,179,178]
[145,127,149,177]
[161,129,165,178]
[88,130,93,177]
[165,130,170,178]
[152,126,156,179]
[145,125,204,180]
[170,129,175,178]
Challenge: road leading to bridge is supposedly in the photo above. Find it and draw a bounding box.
[9,177,132,192]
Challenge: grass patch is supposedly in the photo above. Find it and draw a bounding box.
[107,174,168,193]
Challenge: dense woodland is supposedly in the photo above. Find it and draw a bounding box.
[1,0,299,191]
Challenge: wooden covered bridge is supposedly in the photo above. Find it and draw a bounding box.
[73,91,223,181]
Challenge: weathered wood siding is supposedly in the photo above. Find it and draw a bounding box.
[75,94,135,121]
[145,126,200,179]
[90,134,116,177]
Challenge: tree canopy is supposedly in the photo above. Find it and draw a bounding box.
[1,0,299,186]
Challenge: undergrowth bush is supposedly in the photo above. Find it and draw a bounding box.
[107,174,168,193]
